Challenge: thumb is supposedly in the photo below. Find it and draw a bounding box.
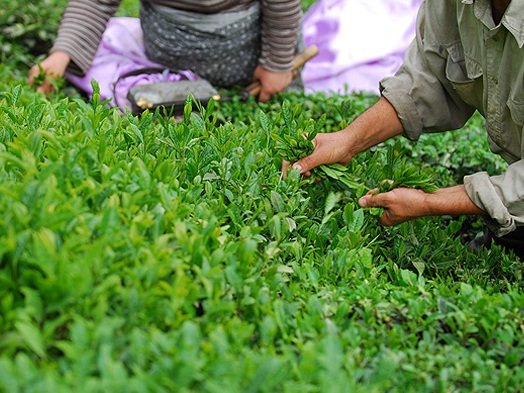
[292,151,323,175]
[258,88,271,103]
[37,79,55,94]
[358,191,387,208]
[28,65,39,85]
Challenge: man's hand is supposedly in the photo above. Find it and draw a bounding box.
[253,66,292,102]
[28,51,71,94]
[281,129,354,178]
[281,97,404,179]
[359,187,431,225]
[358,185,485,226]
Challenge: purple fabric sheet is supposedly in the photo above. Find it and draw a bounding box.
[302,0,422,94]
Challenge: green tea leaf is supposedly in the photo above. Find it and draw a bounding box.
[15,321,45,358]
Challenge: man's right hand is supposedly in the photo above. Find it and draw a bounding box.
[28,51,71,94]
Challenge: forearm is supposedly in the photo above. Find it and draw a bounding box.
[48,51,71,66]
[343,96,405,159]
[424,185,485,217]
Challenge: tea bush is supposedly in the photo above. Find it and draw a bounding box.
[0,0,66,64]
[0,1,522,392]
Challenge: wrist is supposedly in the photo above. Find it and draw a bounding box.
[340,127,360,161]
[50,51,71,66]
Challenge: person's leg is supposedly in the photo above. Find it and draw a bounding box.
[492,227,524,260]
[469,226,524,260]
[140,1,304,92]
[140,2,261,87]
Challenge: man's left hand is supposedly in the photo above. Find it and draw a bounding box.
[358,184,485,226]
[358,187,430,225]
[253,66,292,102]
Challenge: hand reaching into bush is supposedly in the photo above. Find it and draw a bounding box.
[28,51,70,94]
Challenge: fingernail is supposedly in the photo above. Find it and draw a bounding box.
[358,197,367,207]
[292,164,302,172]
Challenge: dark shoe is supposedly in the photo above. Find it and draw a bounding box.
[468,229,493,252]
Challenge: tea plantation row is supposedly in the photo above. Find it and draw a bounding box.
[1,1,523,391]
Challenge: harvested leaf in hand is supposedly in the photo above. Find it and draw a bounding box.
[378,143,438,193]
[268,100,363,194]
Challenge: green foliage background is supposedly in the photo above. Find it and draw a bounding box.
[0,1,522,392]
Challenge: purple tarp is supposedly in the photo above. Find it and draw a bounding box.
[302,0,422,94]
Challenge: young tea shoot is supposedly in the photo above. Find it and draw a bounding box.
[379,142,439,193]
[268,100,364,195]
[369,142,439,216]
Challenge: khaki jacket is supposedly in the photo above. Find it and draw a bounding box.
[380,0,524,236]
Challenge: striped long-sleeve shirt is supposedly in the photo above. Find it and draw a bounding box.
[52,0,302,75]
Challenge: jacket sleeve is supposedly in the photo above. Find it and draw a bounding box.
[51,0,121,75]
[379,0,477,141]
[259,0,302,72]
[464,160,524,237]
